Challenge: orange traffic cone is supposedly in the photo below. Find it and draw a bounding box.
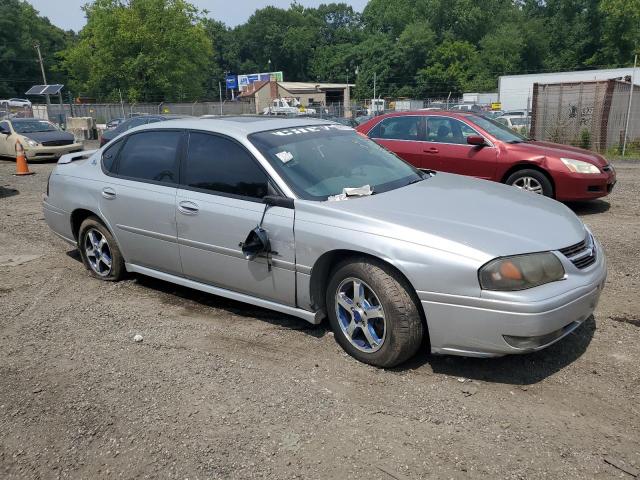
[14,140,34,176]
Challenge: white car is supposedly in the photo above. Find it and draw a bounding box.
[7,98,32,108]
[495,115,530,135]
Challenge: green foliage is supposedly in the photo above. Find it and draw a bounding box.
[1,0,639,102]
[0,0,72,98]
[59,0,213,101]
[578,129,592,150]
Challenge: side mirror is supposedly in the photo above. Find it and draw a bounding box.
[263,195,294,209]
[241,226,270,261]
[467,135,486,146]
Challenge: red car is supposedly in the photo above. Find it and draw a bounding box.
[356,111,616,201]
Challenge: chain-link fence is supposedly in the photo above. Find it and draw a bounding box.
[531,79,639,155]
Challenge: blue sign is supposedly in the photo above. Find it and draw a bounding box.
[225,75,238,89]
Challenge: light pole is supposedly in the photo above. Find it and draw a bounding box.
[33,42,52,111]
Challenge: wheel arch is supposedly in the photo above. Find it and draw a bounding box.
[308,249,429,340]
[70,208,117,243]
[500,162,556,195]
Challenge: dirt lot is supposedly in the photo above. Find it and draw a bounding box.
[1,155,639,480]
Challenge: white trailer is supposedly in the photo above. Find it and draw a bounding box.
[394,99,424,111]
[499,67,640,111]
[462,92,498,105]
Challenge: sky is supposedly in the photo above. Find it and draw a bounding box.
[25,0,369,32]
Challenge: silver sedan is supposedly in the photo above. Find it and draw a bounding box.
[43,117,606,367]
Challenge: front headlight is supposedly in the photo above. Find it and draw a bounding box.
[560,158,600,174]
[479,252,565,291]
[23,137,39,148]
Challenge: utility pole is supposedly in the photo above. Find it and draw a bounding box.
[219,81,223,115]
[33,43,52,111]
[373,72,377,101]
[622,54,638,157]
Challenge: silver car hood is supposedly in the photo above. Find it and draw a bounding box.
[298,173,586,260]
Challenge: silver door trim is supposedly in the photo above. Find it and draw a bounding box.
[116,224,178,243]
[126,263,321,324]
[178,236,296,271]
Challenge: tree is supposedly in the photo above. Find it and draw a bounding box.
[0,0,71,98]
[60,0,213,101]
[598,0,640,65]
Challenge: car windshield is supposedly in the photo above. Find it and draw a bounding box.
[469,115,528,143]
[249,125,425,201]
[12,120,58,133]
[510,118,528,126]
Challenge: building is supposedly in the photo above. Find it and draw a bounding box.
[499,68,640,111]
[239,81,353,115]
[530,78,640,152]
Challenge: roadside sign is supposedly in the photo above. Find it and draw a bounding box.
[491,102,502,111]
[225,75,238,89]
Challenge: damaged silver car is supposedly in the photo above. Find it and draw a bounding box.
[43,117,606,367]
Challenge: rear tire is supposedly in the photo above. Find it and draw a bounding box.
[505,169,553,197]
[326,257,424,368]
[78,216,125,281]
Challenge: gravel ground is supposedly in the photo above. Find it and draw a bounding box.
[1,154,639,479]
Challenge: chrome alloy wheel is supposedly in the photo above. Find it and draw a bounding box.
[335,277,386,353]
[512,176,543,194]
[84,228,112,276]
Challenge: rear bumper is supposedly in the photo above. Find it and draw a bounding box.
[43,199,74,243]
[419,255,607,357]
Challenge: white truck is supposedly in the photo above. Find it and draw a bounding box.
[263,98,316,116]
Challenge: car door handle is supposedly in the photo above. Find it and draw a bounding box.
[101,187,116,199]
[178,201,199,215]
[423,147,439,154]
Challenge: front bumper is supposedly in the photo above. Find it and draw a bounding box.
[25,143,84,161]
[419,249,607,357]
[555,168,617,201]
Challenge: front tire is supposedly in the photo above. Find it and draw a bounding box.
[505,169,554,197]
[326,258,424,368]
[78,216,125,281]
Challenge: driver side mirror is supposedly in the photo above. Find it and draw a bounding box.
[240,195,294,263]
[467,135,486,146]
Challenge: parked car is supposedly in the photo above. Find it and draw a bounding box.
[7,98,32,108]
[99,114,187,146]
[495,115,530,135]
[106,118,124,129]
[44,117,606,367]
[0,118,83,161]
[503,109,529,117]
[356,111,616,201]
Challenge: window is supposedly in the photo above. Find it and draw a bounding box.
[183,132,268,199]
[116,131,181,183]
[0,121,10,133]
[373,116,422,141]
[111,116,149,136]
[426,117,479,145]
[102,140,123,172]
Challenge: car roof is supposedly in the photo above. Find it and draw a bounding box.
[133,116,342,136]
[10,118,49,123]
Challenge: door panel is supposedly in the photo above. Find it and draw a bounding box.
[98,129,183,274]
[425,116,497,178]
[99,178,181,274]
[176,131,296,306]
[177,191,296,306]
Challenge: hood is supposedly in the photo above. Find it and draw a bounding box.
[21,130,75,144]
[512,140,608,167]
[299,173,586,261]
